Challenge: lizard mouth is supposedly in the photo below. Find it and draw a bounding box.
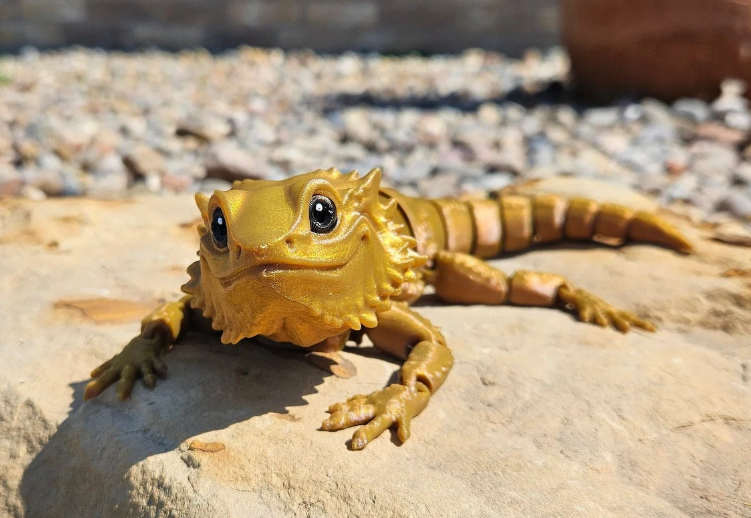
[216,250,359,289]
[212,220,370,289]
[217,265,263,289]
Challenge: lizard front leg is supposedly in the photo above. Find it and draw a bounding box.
[321,302,453,450]
[427,251,655,333]
[84,295,200,401]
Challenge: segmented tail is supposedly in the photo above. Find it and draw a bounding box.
[430,193,693,259]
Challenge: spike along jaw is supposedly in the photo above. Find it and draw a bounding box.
[188,169,423,347]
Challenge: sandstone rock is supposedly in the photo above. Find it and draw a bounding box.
[18,185,46,201]
[0,166,22,197]
[1,192,750,517]
[416,173,460,199]
[719,190,751,220]
[711,221,751,247]
[177,114,232,143]
[85,171,129,197]
[160,172,193,193]
[204,142,273,182]
[505,176,659,211]
[21,168,66,197]
[123,145,167,178]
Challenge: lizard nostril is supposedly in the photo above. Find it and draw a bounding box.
[285,238,295,250]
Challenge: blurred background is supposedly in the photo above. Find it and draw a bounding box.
[1,0,751,226]
[0,0,559,55]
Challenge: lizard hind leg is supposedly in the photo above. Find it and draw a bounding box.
[427,251,655,333]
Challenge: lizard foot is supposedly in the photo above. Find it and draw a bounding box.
[84,335,168,401]
[321,383,430,450]
[558,286,656,333]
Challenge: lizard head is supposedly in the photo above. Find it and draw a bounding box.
[182,168,426,346]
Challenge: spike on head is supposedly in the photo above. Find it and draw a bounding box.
[363,167,382,189]
[344,168,382,213]
[195,193,210,222]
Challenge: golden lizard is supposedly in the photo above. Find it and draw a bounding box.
[84,168,692,450]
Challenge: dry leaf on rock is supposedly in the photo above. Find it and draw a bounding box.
[305,351,357,378]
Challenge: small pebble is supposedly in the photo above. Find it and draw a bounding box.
[734,162,751,185]
[583,107,620,128]
[719,190,751,220]
[672,98,711,123]
[20,185,47,201]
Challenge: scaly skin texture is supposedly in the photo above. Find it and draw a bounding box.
[85,168,693,450]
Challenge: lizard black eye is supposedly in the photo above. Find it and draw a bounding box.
[211,208,228,249]
[309,195,337,234]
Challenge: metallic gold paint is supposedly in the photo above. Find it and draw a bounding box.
[467,199,502,258]
[85,168,692,449]
[501,195,534,252]
[532,194,568,244]
[186,168,425,346]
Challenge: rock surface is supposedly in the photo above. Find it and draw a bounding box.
[1,189,751,517]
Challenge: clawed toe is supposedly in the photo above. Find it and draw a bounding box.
[560,287,656,333]
[321,384,430,450]
[84,335,170,402]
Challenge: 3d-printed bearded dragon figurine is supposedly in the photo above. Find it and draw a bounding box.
[84,168,693,449]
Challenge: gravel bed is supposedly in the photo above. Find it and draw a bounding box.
[1,46,750,223]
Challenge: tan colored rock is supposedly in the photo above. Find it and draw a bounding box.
[561,0,751,101]
[123,145,167,178]
[204,142,273,182]
[177,114,232,143]
[1,191,751,517]
[0,166,21,197]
